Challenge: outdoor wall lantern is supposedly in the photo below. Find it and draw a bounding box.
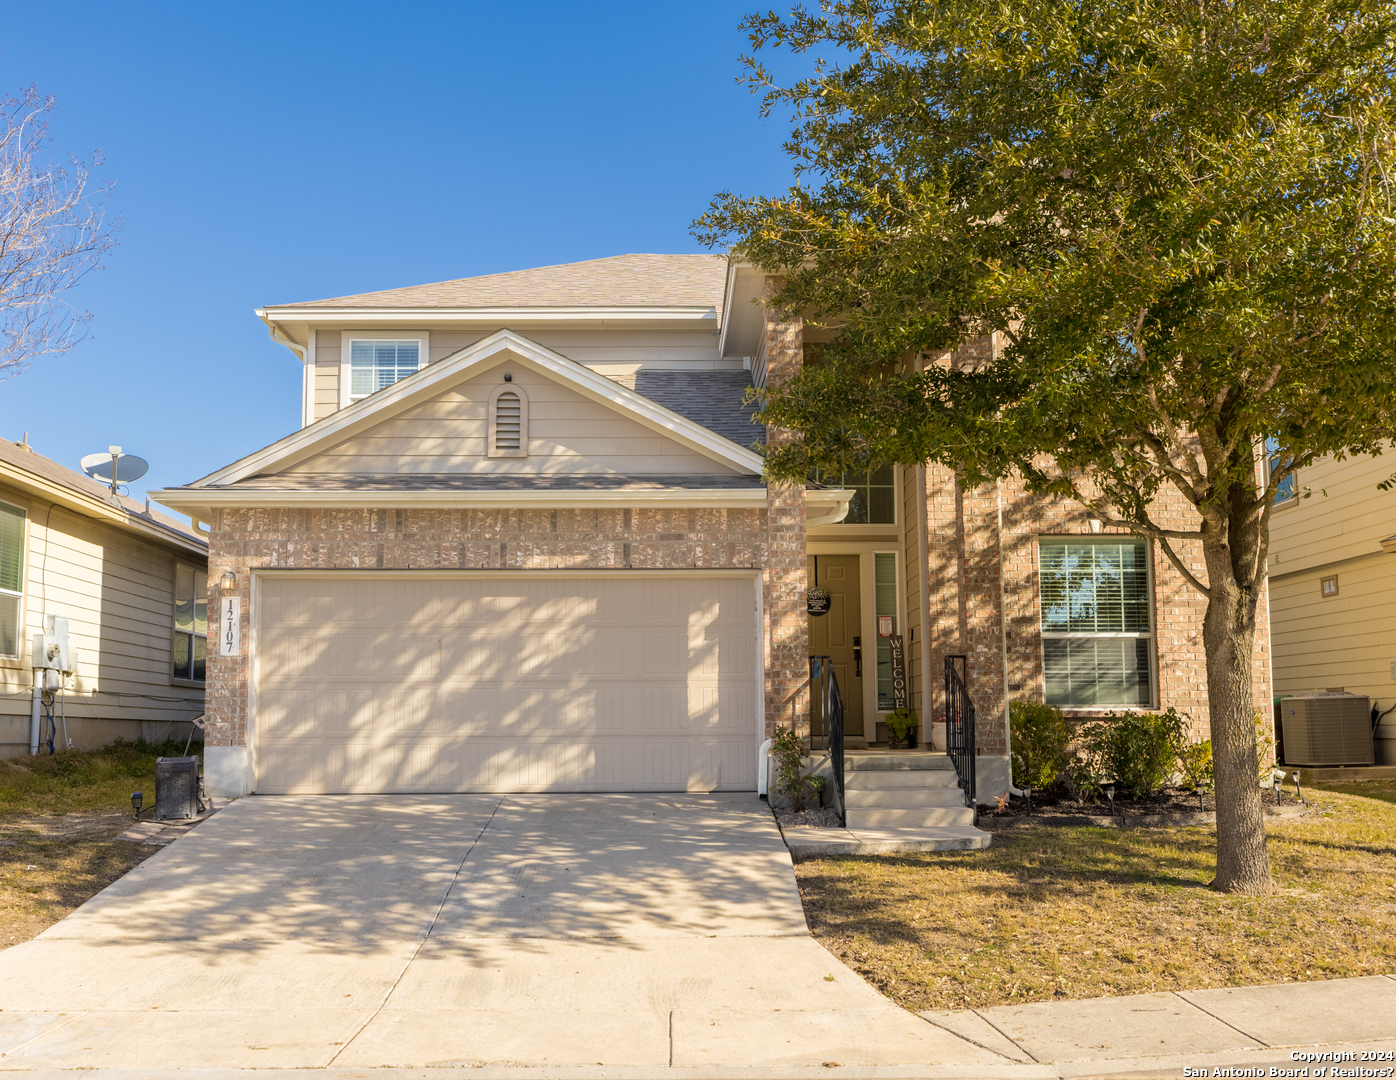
[219,571,238,593]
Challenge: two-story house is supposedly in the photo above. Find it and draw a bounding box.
[153,253,1269,800]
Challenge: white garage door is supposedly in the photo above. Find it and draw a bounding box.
[253,573,759,793]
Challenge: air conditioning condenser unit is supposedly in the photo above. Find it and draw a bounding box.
[1280,693,1373,766]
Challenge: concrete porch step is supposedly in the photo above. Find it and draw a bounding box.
[844,769,960,790]
[844,788,968,809]
[845,752,955,772]
[846,806,975,829]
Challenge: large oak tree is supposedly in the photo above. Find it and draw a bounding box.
[696,0,1396,893]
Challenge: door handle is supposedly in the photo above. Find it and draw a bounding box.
[853,636,862,679]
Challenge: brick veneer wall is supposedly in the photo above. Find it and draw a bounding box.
[204,505,777,748]
[921,337,1273,752]
[761,276,810,739]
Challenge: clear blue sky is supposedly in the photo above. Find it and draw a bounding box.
[0,2,796,510]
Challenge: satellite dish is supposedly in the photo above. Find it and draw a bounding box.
[80,447,149,485]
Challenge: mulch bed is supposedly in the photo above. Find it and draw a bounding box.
[988,785,1296,821]
[775,806,843,829]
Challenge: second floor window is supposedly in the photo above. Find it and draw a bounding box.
[349,339,421,399]
[812,464,896,524]
[1264,437,1297,505]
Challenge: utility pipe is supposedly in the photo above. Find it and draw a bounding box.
[28,672,40,756]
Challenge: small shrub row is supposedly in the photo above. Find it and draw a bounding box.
[1009,700,1246,801]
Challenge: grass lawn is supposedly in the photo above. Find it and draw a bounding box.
[0,740,200,949]
[796,783,1396,1012]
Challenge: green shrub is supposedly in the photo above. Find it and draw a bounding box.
[1177,738,1214,790]
[885,707,919,743]
[1076,708,1188,800]
[1009,699,1070,790]
[771,728,815,812]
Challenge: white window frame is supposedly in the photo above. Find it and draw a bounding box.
[811,464,900,532]
[338,331,430,408]
[487,381,529,458]
[0,500,26,661]
[1037,535,1157,710]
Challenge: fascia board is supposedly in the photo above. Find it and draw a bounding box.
[0,463,208,556]
[151,487,771,513]
[256,306,718,323]
[195,328,765,486]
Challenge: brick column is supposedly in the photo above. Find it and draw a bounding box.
[761,276,809,738]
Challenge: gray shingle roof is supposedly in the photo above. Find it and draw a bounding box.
[281,253,729,318]
[0,438,205,546]
[609,370,765,450]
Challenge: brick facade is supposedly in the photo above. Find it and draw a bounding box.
[919,337,1273,754]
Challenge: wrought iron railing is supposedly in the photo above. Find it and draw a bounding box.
[944,654,976,820]
[809,655,846,827]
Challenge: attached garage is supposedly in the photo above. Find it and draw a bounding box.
[252,571,761,794]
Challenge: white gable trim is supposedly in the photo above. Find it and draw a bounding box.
[194,329,766,487]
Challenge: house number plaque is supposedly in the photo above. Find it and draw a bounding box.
[219,597,242,657]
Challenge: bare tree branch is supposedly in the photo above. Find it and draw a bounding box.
[0,86,119,379]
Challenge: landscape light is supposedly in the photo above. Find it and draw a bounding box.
[131,791,143,819]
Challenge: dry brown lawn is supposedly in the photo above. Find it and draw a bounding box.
[0,741,196,949]
[795,782,1396,1012]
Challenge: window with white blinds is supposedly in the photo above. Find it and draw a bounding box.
[1039,538,1153,706]
[0,503,23,658]
[348,339,421,399]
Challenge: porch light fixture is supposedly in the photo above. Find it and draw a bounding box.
[219,570,238,592]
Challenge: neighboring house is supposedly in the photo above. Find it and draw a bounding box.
[0,438,208,756]
[153,254,1269,799]
[1266,448,1396,759]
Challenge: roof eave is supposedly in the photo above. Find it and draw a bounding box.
[255,305,718,323]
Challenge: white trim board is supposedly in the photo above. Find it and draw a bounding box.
[188,329,767,487]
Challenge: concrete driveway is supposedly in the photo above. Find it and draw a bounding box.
[0,794,997,1072]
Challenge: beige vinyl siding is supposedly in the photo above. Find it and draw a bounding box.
[1269,450,1396,575]
[0,491,205,756]
[284,363,742,477]
[309,328,729,424]
[313,329,340,423]
[1270,550,1396,713]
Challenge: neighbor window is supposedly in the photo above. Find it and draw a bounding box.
[1264,437,1297,504]
[349,339,422,399]
[173,564,207,683]
[0,503,24,658]
[1039,538,1153,706]
[811,464,895,524]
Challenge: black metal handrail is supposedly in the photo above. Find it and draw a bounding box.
[809,655,846,827]
[944,654,976,820]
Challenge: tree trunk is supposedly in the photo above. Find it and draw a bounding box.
[1201,528,1274,895]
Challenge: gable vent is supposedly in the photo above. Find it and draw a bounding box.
[488,384,528,458]
[495,392,522,449]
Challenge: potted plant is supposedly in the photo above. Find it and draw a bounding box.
[885,707,919,750]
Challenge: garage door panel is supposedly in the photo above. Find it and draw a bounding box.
[255,574,757,793]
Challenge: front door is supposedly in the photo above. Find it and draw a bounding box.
[808,554,865,741]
